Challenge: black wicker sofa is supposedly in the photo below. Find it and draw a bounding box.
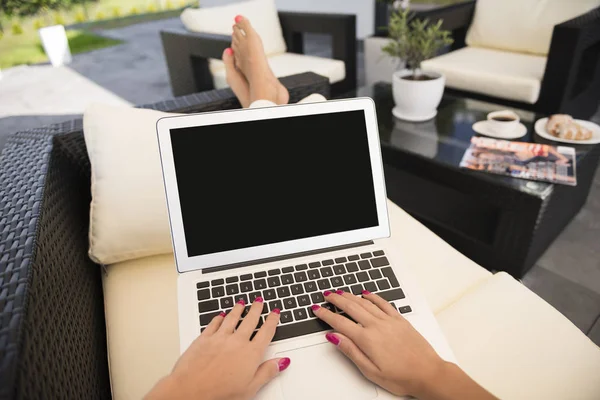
[0,72,329,399]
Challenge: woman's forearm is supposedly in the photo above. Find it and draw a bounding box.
[414,362,497,400]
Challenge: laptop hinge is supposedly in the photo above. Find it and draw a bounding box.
[202,240,374,274]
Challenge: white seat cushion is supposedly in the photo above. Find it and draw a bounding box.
[421,47,547,104]
[103,200,490,399]
[181,0,286,56]
[437,272,600,400]
[210,52,346,89]
[466,0,600,56]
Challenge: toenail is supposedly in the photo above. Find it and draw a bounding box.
[235,15,243,23]
[225,47,233,55]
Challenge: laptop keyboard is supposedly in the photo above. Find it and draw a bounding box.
[196,250,411,342]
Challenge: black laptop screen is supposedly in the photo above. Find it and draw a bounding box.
[169,110,379,258]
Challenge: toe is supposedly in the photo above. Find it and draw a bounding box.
[235,16,254,36]
[222,47,235,67]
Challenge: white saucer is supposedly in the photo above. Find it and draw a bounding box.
[392,107,437,122]
[472,120,527,139]
[534,118,600,144]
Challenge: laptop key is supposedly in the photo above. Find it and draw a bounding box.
[254,271,267,278]
[381,267,400,287]
[271,318,331,342]
[376,279,391,291]
[373,250,385,257]
[294,271,308,282]
[377,288,406,302]
[283,297,297,309]
[304,281,318,292]
[226,284,239,295]
[198,299,219,313]
[293,308,308,321]
[280,311,293,323]
[254,279,267,290]
[263,289,276,300]
[268,269,281,276]
[334,257,347,263]
[364,282,377,293]
[281,274,294,285]
[339,287,350,294]
[298,295,310,306]
[399,306,412,314]
[358,260,371,270]
[311,292,324,303]
[282,266,294,273]
[295,264,308,271]
[212,286,225,298]
[277,286,291,298]
[234,294,249,304]
[369,269,382,280]
[343,274,357,285]
[291,284,304,295]
[351,284,364,295]
[322,303,335,312]
[330,276,343,287]
[220,297,234,309]
[242,306,250,317]
[322,259,334,266]
[371,257,390,268]
[248,292,261,302]
[356,272,369,282]
[307,269,320,280]
[317,279,331,290]
[197,289,210,301]
[211,279,224,286]
[267,276,281,288]
[308,262,321,268]
[199,311,222,326]
[333,264,346,275]
[360,252,372,259]
[226,276,238,283]
[345,262,359,272]
[269,300,283,311]
[320,267,333,277]
[240,274,253,281]
[197,281,209,289]
[240,281,253,293]
[348,255,360,261]
[261,303,269,314]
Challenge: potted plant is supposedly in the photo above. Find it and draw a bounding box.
[382,7,453,121]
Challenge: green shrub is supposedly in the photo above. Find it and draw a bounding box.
[74,10,86,23]
[0,31,4,40]
[33,19,44,30]
[11,22,23,35]
[147,3,158,13]
[129,6,139,15]
[165,0,175,9]
[54,12,66,26]
[179,0,188,6]
[112,6,121,18]
[95,11,105,20]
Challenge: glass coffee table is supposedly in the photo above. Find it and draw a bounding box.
[340,83,600,277]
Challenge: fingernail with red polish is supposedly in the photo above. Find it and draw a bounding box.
[323,290,332,297]
[225,47,233,55]
[255,297,264,303]
[219,311,227,317]
[235,15,243,23]
[335,289,344,295]
[311,304,321,311]
[278,357,291,371]
[325,332,340,346]
[362,290,371,295]
[237,299,246,305]
[272,308,281,315]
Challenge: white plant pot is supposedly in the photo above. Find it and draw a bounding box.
[38,25,72,67]
[392,69,445,122]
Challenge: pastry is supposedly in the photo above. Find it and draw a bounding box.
[546,114,593,141]
[546,114,572,136]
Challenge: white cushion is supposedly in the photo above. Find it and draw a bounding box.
[83,104,179,264]
[437,272,600,400]
[180,0,286,56]
[421,47,547,104]
[102,200,491,399]
[210,52,346,89]
[466,0,600,56]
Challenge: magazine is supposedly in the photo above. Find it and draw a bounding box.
[460,137,577,186]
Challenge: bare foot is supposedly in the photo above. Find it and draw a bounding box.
[222,47,251,108]
[231,16,289,105]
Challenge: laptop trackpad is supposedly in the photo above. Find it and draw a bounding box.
[275,343,378,400]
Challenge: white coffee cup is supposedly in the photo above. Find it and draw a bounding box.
[487,110,520,136]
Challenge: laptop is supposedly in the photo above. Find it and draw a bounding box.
[156,98,456,399]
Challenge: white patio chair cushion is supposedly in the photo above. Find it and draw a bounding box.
[465,0,600,56]
[421,47,547,104]
[209,52,346,89]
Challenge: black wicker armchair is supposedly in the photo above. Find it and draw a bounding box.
[374,1,600,119]
[161,11,356,98]
[0,72,329,399]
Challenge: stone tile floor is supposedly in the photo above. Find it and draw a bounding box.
[1,17,599,345]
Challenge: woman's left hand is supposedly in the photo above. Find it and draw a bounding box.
[145,298,289,400]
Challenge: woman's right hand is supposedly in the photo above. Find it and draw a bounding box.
[312,290,496,399]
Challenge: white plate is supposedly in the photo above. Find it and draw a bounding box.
[535,118,600,144]
[392,107,437,122]
[472,120,527,139]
